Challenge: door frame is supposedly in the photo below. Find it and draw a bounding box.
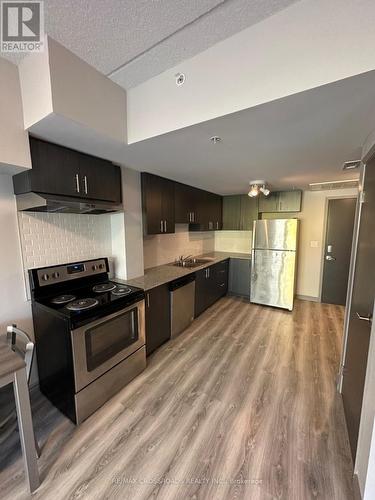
[337,166,365,392]
[319,194,359,303]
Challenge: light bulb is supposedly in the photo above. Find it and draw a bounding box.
[248,185,259,197]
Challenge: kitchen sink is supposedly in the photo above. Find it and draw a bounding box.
[192,258,215,264]
[171,257,215,268]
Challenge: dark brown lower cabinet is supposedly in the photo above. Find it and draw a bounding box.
[195,260,229,317]
[145,284,171,355]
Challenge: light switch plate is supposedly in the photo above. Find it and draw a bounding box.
[310,240,319,248]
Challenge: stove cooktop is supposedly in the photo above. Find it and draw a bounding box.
[35,280,144,320]
[30,259,145,327]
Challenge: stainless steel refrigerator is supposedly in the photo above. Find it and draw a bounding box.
[250,219,299,311]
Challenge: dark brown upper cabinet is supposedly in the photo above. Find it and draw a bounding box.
[143,174,222,235]
[175,182,198,224]
[175,181,222,231]
[197,191,222,231]
[76,151,121,203]
[141,172,175,235]
[13,137,121,203]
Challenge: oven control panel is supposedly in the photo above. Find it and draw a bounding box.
[33,258,108,287]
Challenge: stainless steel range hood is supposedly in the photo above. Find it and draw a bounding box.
[16,192,123,214]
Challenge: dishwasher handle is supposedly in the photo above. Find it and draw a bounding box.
[169,274,195,291]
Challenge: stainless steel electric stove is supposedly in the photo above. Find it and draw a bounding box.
[30,257,146,424]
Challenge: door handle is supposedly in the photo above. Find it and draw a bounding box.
[75,173,80,193]
[160,220,163,233]
[83,175,88,195]
[164,220,167,232]
[147,293,150,308]
[356,312,373,324]
[325,255,336,261]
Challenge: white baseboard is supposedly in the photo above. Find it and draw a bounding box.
[296,294,320,302]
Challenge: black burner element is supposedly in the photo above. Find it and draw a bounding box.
[51,294,76,305]
[66,298,99,311]
[112,286,132,296]
[93,283,116,293]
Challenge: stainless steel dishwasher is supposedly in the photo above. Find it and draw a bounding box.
[169,274,195,338]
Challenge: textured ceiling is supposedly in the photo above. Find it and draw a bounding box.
[4,0,299,88]
[121,71,375,193]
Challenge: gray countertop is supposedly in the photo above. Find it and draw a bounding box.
[120,251,251,291]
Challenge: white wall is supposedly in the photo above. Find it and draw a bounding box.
[48,37,127,143]
[0,58,31,173]
[127,0,375,143]
[261,188,358,299]
[0,175,32,335]
[18,45,53,130]
[122,167,144,278]
[214,231,252,254]
[143,225,215,269]
[19,36,127,154]
[296,188,358,299]
[110,166,144,280]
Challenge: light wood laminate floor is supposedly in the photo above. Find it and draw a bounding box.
[0,298,354,499]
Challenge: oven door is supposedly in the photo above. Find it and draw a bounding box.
[71,300,145,392]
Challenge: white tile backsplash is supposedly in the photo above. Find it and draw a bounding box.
[143,224,215,269]
[214,230,252,253]
[18,212,112,272]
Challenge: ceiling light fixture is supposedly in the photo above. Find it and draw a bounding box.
[248,180,270,198]
[260,186,270,196]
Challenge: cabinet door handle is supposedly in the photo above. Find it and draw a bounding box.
[147,293,150,308]
[216,221,219,230]
[83,175,88,195]
[164,220,167,232]
[192,212,195,222]
[75,173,80,193]
[160,220,164,233]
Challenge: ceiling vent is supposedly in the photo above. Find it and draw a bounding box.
[343,160,362,171]
[309,179,359,191]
